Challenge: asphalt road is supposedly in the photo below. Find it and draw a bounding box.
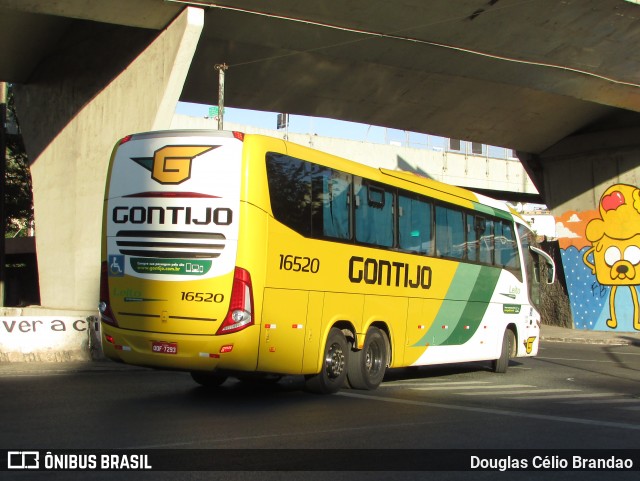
[1,341,638,480]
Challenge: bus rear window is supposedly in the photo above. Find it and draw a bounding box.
[266,153,351,240]
[265,153,312,237]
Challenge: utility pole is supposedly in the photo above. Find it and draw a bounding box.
[0,82,7,307]
[214,64,228,130]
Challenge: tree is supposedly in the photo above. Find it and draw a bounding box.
[3,84,33,237]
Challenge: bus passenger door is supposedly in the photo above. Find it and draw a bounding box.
[258,288,308,374]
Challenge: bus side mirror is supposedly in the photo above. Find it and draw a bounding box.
[530,246,555,284]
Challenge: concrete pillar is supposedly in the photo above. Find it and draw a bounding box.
[14,7,204,315]
[530,126,640,214]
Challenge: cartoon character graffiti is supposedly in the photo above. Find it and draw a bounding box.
[583,184,640,331]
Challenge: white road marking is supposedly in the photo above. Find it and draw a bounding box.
[459,388,579,397]
[382,380,489,388]
[564,396,639,404]
[338,391,640,431]
[410,383,532,391]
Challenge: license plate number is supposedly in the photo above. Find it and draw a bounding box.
[152,341,178,354]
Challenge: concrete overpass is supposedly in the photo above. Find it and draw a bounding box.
[172,113,540,202]
[1,0,639,350]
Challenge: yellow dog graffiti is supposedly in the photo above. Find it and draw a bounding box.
[583,184,640,331]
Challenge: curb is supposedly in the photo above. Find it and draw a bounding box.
[541,336,637,346]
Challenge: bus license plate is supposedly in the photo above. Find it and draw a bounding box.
[152,341,178,354]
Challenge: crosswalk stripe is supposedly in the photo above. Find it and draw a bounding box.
[383,380,639,407]
[459,388,578,396]
[564,396,638,404]
[339,391,640,431]
[382,380,489,388]
[410,383,532,391]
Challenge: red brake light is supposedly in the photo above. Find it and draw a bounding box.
[217,267,254,335]
[232,131,245,141]
[99,261,118,327]
[119,135,133,145]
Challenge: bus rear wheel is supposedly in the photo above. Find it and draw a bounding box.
[190,371,227,388]
[347,327,388,390]
[492,328,516,373]
[305,327,349,394]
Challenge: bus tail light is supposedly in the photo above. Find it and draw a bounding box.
[99,261,119,327]
[217,267,254,335]
[232,131,245,141]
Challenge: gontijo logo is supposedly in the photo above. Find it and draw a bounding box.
[131,145,217,184]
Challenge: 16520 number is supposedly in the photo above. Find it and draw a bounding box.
[180,292,224,302]
[279,254,320,273]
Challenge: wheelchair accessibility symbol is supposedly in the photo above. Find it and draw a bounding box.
[108,255,125,277]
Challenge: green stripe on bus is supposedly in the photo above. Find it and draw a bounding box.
[414,264,501,347]
[472,203,496,217]
[440,266,501,345]
[473,202,512,221]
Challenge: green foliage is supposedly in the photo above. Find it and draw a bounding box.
[3,84,33,237]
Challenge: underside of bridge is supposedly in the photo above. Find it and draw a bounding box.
[1,0,639,333]
[3,1,640,147]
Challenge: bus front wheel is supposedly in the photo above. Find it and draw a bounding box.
[347,327,388,390]
[492,328,516,373]
[305,327,349,394]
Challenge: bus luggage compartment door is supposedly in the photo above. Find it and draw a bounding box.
[258,288,309,374]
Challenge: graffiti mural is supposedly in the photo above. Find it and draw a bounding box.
[557,184,640,332]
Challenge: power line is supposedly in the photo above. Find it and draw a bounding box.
[167,0,640,89]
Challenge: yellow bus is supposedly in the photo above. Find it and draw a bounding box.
[99,130,554,394]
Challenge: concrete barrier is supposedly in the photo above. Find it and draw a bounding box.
[0,308,101,362]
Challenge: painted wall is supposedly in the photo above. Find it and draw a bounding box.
[557,183,640,332]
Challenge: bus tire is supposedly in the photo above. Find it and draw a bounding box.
[492,328,516,373]
[305,327,349,394]
[190,371,227,388]
[347,327,388,390]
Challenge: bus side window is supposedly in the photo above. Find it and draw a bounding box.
[494,221,505,266]
[498,221,520,270]
[435,205,464,259]
[518,224,542,308]
[312,166,351,240]
[479,219,494,264]
[398,193,432,255]
[466,214,479,261]
[354,178,394,247]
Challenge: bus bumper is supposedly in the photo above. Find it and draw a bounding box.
[100,322,260,372]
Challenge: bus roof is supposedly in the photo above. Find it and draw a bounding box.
[379,168,515,216]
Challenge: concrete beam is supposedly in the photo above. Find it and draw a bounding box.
[526,121,640,214]
[14,7,204,314]
[0,0,181,29]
